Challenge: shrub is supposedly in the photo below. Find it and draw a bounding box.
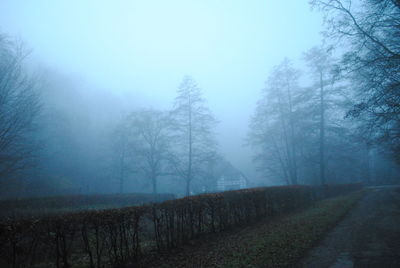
[0,183,362,267]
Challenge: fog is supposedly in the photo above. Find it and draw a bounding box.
[0,0,399,198]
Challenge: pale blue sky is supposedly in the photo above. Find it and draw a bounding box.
[0,0,323,179]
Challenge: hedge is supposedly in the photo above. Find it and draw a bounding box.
[0,183,362,268]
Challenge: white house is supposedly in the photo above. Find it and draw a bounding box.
[217,174,247,191]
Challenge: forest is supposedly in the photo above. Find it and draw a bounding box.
[0,0,399,199]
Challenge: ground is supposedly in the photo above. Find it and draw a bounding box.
[300,185,400,268]
[142,186,400,267]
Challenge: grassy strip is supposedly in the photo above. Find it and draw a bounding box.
[223,190,365,268]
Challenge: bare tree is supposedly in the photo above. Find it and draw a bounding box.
[311,0,400,162]
[112,117,131,193]
[0,34,40,180]
[248,59,301,184]
[170,76,217,196]
[127,109,172,194]
[303,46,340,184]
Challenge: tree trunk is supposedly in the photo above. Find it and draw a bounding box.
[185,178,191,196]
[119,176,124,194]
[152,175,157,194]
[277,92,296,185]
[319,70,326,185]
[119,147,126,193]
[286,79,298,184]
[187,95,193,196]
[119,160,124,194]
[366,145,373,184]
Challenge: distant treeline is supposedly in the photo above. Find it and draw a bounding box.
[0,183,362,268]
[0,193,175,219]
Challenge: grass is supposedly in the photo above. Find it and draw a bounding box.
[145,190,364,268]
[222,190,364,268]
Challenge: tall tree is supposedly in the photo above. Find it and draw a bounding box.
[303,46,338,184]
[311,0,400,162]
[0,34,40,180]
[127,109,171,194]
[170,76,217,196]
[112,117,131,193]
[248,59,301,184]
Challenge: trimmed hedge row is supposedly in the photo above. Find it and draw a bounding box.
[0,184,362,268]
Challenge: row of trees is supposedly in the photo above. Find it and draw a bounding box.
[0,34,220,197]
[312,0,400,161]
[112,76,217,196]
[247,0,400,185]
[247,49,353,185]
[1,0,399,196]
[0,35,40,183]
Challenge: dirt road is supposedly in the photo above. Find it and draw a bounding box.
[300,185,400,268]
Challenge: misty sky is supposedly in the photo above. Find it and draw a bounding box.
[0,0,323,179]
